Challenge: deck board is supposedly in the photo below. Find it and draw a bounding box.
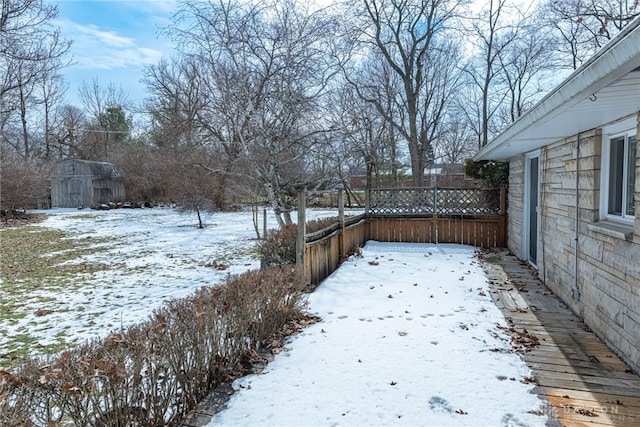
[481,249,640,427]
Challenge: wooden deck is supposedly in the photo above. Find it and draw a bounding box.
[481,249,640,427]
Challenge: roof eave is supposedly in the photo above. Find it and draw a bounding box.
[474,17,640,162]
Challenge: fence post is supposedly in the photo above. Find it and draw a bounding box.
[433,187,439,243]
[263,208,267,239]
[338,187,345,260]
[296,189,306,275]
[499,187,507,215]
[365,185,370,216]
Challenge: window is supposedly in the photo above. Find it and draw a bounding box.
[601,121,637,223]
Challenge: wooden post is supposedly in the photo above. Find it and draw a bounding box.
[499,187,507,215]
[296,189,306,272]
[263,208,267,239]
[433,187,439,243]
[338,187,345,260]
[365,187,370,216]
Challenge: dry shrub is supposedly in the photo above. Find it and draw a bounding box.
[0,267,306,426]
[257,217,339,268]
[257,224,298,267]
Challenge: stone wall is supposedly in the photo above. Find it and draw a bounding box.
[507,113,640,374]
[507,156,524,259]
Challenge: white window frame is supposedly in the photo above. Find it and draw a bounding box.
[600,118,637,224]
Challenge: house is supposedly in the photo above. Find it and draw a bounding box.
[50,159,126,208]
[350,163,476,189]
[474,18,640,373]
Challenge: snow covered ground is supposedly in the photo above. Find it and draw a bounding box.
[4,208,551,426]
[1,207,345,362]
[209,242,550,426]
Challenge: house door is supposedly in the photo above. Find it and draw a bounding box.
[525,153,540,267]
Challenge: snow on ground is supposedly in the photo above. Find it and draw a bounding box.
[1,207,348,363]
[209,241,549,427]
[4,208,550,426]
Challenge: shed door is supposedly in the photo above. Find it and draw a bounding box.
[63,179,83,207]
[525,153,540,267]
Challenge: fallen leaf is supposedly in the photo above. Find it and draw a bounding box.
[575,408,598,417]
[34,309,54,317]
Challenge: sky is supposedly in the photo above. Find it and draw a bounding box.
[49,0,539,110]
[51,0,179,107]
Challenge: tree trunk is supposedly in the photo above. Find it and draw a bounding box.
[196,207,203,229]
[19,86,30,158]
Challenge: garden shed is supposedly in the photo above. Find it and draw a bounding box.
[50,159,125,208]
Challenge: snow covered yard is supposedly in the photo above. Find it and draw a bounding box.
[209,242,550,426]
[0,207,341,365]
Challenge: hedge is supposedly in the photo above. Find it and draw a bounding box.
[0,266,307,426]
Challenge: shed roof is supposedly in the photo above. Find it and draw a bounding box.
[84,161,124,180]
[51,159,125,181]
[474,17,640,162]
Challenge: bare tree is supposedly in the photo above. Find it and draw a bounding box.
[349,0,467,186]
[435,116,477,165]
[39,68,68,158]
[330,79,400,191]
[462,0,525,148]
[166,0,342,226]
[144,57,204,151]
[543,0,639,70]
[78,78,132,159]
[0,0,71,157]
[485,12,557,128]
[0,148,50,214]
[52,105,88,158]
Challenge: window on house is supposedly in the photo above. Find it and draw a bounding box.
[602,128,636,222]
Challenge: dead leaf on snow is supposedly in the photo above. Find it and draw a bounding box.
[34,309,54,317]
[520,376,536,384]
[205,260,228,270]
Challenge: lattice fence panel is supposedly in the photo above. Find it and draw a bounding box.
[369,188,436,215]
[370,188,501,216]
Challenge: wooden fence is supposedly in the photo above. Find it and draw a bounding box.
[304,215,368,286]
[301,187,507,286]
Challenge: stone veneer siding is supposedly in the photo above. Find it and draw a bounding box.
[507,113,640,374]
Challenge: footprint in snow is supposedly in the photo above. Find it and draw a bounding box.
[501,414,530,427]
[429,396,454,414]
